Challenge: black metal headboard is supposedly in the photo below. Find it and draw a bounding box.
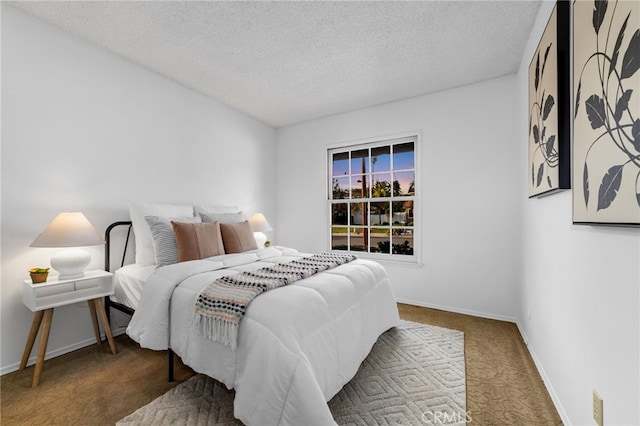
[105,221,133,273]
[104,220,176,381]
[104,221,135,319]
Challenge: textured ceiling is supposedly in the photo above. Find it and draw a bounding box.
[9,1,542,127]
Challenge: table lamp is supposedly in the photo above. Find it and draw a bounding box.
[249,213,273,247]
[30,212,105,280]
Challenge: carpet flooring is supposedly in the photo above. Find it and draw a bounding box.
[0,304,562,425]
[117,321,465,425]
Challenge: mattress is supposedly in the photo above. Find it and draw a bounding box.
[111,263,155,309]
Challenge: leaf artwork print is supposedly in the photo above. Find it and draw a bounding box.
[574,0,640,224]
[528,5,562,197]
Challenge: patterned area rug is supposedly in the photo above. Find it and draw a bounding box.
[117,320,466,425]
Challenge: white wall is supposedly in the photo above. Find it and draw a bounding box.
[276,75,522,322]
[517,2,640,425]
[5,3,637,423]
[0,5,276,374]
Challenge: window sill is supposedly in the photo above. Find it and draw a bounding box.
[332,250,423,268]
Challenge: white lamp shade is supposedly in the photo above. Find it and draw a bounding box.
[30,212,104,280]
[250,213,272,248]
[249,213,273,233]
[30,212,104,248]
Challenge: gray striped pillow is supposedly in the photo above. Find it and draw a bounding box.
[145,215,202,267]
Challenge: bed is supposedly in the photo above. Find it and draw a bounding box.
[105,203,400,426]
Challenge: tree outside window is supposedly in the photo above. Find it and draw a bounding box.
[328,136,417,258]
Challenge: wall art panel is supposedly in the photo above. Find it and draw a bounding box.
[528,1,571,198]
[573,0,640,225]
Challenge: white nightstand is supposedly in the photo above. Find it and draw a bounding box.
[20,270,117,387]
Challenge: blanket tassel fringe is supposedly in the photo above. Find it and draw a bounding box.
[195,314,239,350]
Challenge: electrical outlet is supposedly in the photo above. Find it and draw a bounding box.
[593,389,604,426]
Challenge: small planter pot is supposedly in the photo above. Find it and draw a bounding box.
[30,272,49,284]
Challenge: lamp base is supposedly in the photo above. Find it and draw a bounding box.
[50,248,91,280]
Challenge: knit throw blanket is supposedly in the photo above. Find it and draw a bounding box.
[194,252,357,349]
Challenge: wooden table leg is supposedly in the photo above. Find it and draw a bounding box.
[93,298,117,355]
[32,308,54,388]
[20,310,45,371]
[87,300,102,346]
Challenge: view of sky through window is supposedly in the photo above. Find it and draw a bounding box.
[329,137,416,257]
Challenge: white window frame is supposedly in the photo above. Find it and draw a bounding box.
[327,132,421,264]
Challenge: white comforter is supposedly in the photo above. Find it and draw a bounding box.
[126,247,399,425]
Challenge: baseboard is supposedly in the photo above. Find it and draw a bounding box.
[112,327,127,337]
[395,297,518,324]
[516,321,570,425]
[0,328,128,376]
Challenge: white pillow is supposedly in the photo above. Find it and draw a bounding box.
[129,201,194,265]
[200,211,246,223]
[194,204,240,215]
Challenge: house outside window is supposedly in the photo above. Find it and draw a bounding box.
[328,134,418,262]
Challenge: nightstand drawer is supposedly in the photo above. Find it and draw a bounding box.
[23,270,113,311]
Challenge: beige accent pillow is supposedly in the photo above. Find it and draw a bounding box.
[220,221,258,254]
[172,221,225,262]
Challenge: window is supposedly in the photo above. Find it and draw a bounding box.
[328,135,417,260]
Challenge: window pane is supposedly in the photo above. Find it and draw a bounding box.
[349,227,367,252]
[370,227,390,253]
[350,202,367,225]
[351,175,369,199]
[331,203,348,225]
[371,146,390,172]
[391,229,414,255]
[351,149,369,174]
[332,152,349,176]
[371,174,391,198]
[393,171,415,196]
[331,228,348,251]
[392,201,413,226]
[369,201,390,225]
[328,136,416,259]
[331,177,349,199]
[393,142,414,170]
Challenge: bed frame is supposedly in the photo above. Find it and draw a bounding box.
[104,220,175,381]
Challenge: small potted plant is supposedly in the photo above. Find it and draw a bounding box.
[264,240,271,247]
[29,267,50,284]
